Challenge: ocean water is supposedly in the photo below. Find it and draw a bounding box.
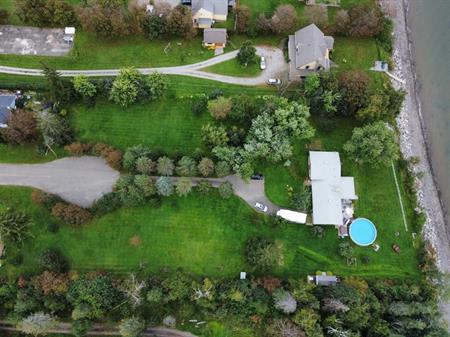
[408,0,450,223]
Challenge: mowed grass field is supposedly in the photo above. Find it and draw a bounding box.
[202,58,262,77]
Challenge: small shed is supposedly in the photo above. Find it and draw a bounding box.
[308,272,338,286]
[240,272,247,280]
[203,28,227,49]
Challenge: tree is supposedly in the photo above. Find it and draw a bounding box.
[42,64,71,108]
[73,75,97,102]
[245,237,282,271]
[271,5,298,35]
[38,248,69,273]
[17,312,58,336]
[218,181,233,199]
[208,96,232,120]
[235,5,252,34]
[201,124,229,147]
[273,289,297,314]
[134,175,156,197]
[119,317,146,337]
[157,156,175,176]
[156,176,174,196]
[67,274,122,320]
[72,319,91,337]
[0,8,9,24]
[16,0,76,27]
[344,121,399,167]
[167,5,196,39]
[338,70,371,116]
[115,175,146,206]
[266,319,304,337]
[176,156,197,176]
[136,157,155,175]
[338,242,355,266]
[215,161,231,177]
[304,6,328,29]
[256,14,273,35]
[1,109,39,145]
[146,287,163,303]
[333,10,350,35]
[176,177,193,196]
[0,208,31,244]
[196,180,213,195]
[230,94,257,122]
[197,158,215,177]
[237,41,256,66]
[123,145,152,171]
[348,5,383,38]
[37,111,72,151]
[109,68,140,107]
[144,72,168,101]
[146,13,166,39]
[293,308,320,334]
[191,94,208,116]
[32,271,69,296]
[161,271,191,302]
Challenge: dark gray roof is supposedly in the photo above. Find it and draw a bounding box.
[315,275,338,286]
[292,24,334,69]
[0,95,15,124]
[203,28,227,44]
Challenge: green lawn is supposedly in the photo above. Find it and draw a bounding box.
[202,58,262,77]
[0,144,65,163]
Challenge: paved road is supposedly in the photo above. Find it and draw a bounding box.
[0,46,287,86]
[0,156,119,208]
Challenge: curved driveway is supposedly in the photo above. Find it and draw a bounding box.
[0,46,287,86]
[0,156,279,213]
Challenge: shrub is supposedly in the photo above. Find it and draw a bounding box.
[290,187,312,213]
[208,97,232,120]
[147,287,163,303]
[0,208,32,244]
[0,9,9,25]
[311,226,324,238]
[134,175,156,197]
[156,176,174,196]
[91,192,122,215]
[38,248,69,273]
[64,142,92,156]
[51,203,92,225]
[119,317,146,337]
[123,145,152,171]
[176,178,193,197]
[0,109,39,145]
[176,156,197,176]
[201,124,229,148]
[157,156,175,176]
[376,17,394,53]
[208,89,223,100]
[16,0,76,27]
[348,4,383,38]
[105,149,123,170]
[218,181,233,199]
[17,312,58,336]
[191,94,208,116]
[338,70,371,116]
[236,41,256,66]
[72,319,91,337]
[197,158,215,177]
[273,289,297,314]
[47,222,60,233]
[115,175,146,206]
[31,190,61,209]
[9,252,24,266]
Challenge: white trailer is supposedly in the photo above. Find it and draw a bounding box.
[276,209,307,224]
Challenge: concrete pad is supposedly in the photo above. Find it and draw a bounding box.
[0,25,73,56]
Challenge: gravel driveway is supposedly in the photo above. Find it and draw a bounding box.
[0,156,119,208]
[0,46,287,86]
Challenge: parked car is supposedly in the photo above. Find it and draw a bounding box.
[251,173,264,180]
[267,78,281,85]
[254,202,268,213]
[260,57,266,70]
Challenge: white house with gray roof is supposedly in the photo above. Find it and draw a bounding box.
[192,0,228,28]
[288,24,334,80]
[309,151,357,227]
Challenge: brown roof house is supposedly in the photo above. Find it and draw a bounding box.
[203,28,227,49]
[288,24,334,80]
[192,0,228,28]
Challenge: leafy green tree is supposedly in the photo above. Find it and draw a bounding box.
[208,96,232,120]
[38,248,69,273]
[157,156,175,176]
[67,274,122,319]
[119,317,146,337]
[134,175,156,197]
[201,124,229,147]
[176,156,197,176]
[37,111,72,150]
[146,287,163,303]
[73,75,97,102]
[146,14,165,39]
[245,237,282,271]
[115,175,146,206]
[123,145,152,171]
[215,161,231,177]
[109,68,141,107]
[16,0,76,27]
[196,180,213,195]
[136,157,155,175]
[338,242,355,266]
[0,208,31,244]
[161,271,191,302]
[197,158,214,177]
[293,308,320,335]
[17,312,58,336]
[144,72,168,101]
[237,41,256,66]
[191,94,208,116]
[338,70,371,116]
[218,181,233,199]
[155,176,174,196]
[230,94,257,122]
[176,178,193,196]
[42,64,71,108]
[71,319,92,337]
[343,121,399,167]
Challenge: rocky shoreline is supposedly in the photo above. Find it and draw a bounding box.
[381,0,450,273]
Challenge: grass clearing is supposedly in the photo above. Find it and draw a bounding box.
[202,58,262,77]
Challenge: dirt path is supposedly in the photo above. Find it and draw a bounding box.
[0,46,287,86]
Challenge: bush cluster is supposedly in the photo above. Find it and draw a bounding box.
[51,203,92,226]
[64,142,123,170]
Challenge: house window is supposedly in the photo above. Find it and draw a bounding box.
[305,65,310,70]
[317,66,322,71]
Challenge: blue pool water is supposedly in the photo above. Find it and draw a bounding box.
[349,218,377,246]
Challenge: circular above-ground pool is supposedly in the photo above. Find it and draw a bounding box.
[349,218,377,246]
